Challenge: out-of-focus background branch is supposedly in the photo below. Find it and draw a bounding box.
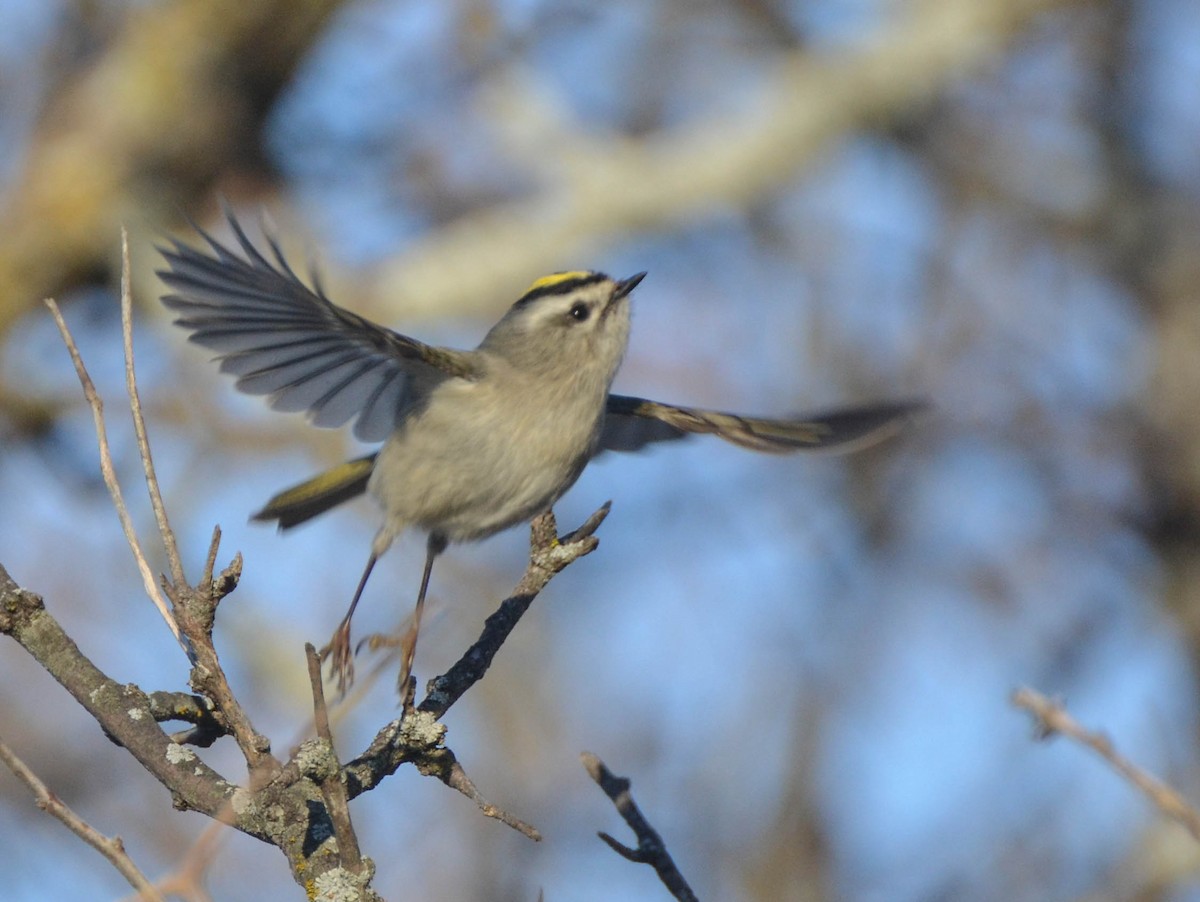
[0,0,344,337]
[3,0,1200,899]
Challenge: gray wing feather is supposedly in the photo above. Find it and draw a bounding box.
[599,395,925,454]
[158,214,479,443]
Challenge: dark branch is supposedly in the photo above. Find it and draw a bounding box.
[419,504,610,719]
[582,751,698,902]
[147,691,228,747]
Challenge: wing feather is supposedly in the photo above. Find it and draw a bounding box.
[599,395,924,454]
[158,213,480,443]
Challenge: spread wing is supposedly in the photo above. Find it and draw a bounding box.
[599,395,925,454]
[157,214,480,443]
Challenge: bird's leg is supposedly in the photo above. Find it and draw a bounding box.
[396,532,448,693]
[320,552,376,693]
[321,530,390,693]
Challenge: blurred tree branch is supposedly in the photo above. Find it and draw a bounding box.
[0,0,1083,337]
[368,0,1083,322]
[1013,687,1200,841]
[0,0,346,337]
[0,734,165,902]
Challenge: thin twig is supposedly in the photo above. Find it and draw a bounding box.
[120,229,186,588]
[1012,687,1200,841]
[82,279,269,773]
[581,752,697,902]
[0,736,166,902]
[305,643,364,873]
[438,752,541,840]
[44,298,186,654]
[176,573,276,776]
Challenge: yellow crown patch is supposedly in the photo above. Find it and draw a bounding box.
[523,271,593,294]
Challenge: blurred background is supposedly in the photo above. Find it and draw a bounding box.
[2,0,1200,899]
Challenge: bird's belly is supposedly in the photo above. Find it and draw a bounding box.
[367,387,598,542]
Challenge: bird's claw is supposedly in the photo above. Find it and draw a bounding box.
[319,620,356,694]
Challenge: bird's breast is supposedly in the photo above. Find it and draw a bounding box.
[367,372,607,542]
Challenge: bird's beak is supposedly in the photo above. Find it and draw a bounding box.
[614,272,647,299]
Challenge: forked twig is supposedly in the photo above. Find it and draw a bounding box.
[582,752,697,902]
[339,506,611,840]
[44,296,186,655]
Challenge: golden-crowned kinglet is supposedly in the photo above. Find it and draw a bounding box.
[159,215,920,689]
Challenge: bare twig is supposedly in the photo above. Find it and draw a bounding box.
[338,693,540,841]
[305,643,365,873]
[201,525,221,591]
[0,564,374,893]
[0,567,237,814]
[44,298,186,654]
[582,752,697,902]
[1012,687,1200,841]
[405,726,541,841]
[0,736,166,902]
[444,758,541,838]
[174,567,277,778]
[120,229,186,588]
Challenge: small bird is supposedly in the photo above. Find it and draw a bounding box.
[158,214,920,690]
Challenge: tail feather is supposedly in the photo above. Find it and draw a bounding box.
[253,453,377,529]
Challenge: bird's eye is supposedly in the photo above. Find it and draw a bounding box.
[569,302,590,322]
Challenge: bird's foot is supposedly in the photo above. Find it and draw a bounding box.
[319,620,356,694]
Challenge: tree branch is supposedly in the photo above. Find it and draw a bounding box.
[119,229,186,589]
[582,752,697,902]
[338,505,610,838]
[305,643,367,876]
[0,736,165,902]
[420,504,610,719]
[48,254,277,780]
[0,566,239,821]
